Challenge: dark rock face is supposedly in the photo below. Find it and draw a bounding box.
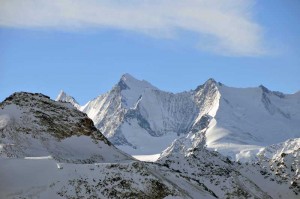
[117,79,130,90]
[260,85,285,98]
[191,114,212,133]
[261,89,290,119]
[259,85,270,94]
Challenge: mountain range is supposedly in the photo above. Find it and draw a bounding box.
[0,92,216,198]
[0,74,299,198]
[57,73,300,162]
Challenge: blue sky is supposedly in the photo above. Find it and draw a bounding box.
[0,0,299,104]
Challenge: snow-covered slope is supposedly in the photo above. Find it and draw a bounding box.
[79,74,199,156]
[0,92,130,163]
[0,92,220,199]
[57,74,300,162]
[206,84,300,161]
[1,158,220,199]
[2,84,299,198]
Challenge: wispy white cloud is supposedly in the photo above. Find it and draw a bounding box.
[0,0,267,56]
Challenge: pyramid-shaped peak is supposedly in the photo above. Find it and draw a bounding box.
[194,78,222,92]
[259,85,285,98]
[204,78,219,86]
[119,73,147,85]
[56,90,80,108]
[121,73,136,81]
[56,90,70,101]
[205,78,217,85]
[118,73,157,91]
[204,78,224,87]
[56,90,67,100]
[259,85,270,93]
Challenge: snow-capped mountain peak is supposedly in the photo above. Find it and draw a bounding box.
[116,73,158,108]
[58,74,300,163]
[259,85,285,98]
[2,77,299,198]
[204,78,218,86]
[56,90,70,101]
[118,73,157,91]
[195,78,221,91]
[56,90,80,109]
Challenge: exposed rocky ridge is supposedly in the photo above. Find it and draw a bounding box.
[158,133,299,199]
[80,82,130,146]
[256,138,300,195]
[0,92,129,163]
[2,92,100,140]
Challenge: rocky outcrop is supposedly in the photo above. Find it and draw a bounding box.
[0,92,129,163]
